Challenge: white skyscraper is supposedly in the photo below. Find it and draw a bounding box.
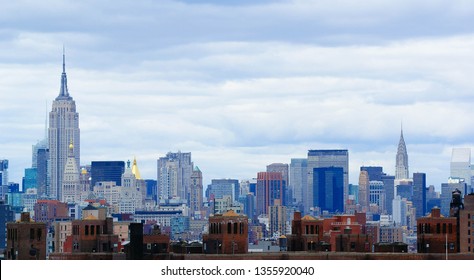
[450,148,471,188]
[48,51,80,200]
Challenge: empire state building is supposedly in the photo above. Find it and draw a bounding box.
[48,52,80,200]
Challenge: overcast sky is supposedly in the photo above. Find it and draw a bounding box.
[1,0,474,189]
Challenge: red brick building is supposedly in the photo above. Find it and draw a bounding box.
[203,210,248,254]
[417,207,457,253]
[6,213,47,260]
[459,193,474,253]
[287,212,326,251]
[64,216,119,253]
[34,200,69,223]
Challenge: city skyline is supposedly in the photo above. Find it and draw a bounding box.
[1,1,474,189]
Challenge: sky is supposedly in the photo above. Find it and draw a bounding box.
[1,0,474,190]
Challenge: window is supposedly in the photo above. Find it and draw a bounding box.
[91,225,95,235]
[443,224,446,234]
[449,243,455,250]
[85,225,89,235]
[436,223,440,234]
[96,225,100,235]
[234,223,238,234]
[37,229,42,241]
[30,229,35,240]
[227,223,232,234]
[449,224,453,234]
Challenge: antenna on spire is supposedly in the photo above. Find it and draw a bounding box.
[45,100,48,139]
[62,45,66,73]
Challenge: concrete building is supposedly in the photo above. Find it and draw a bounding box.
[267,163,289,204]
[189,167,203,219]
[358,170,370,210]
[34,200,69,224]
[269,199,287,237]
[49,52,80,200]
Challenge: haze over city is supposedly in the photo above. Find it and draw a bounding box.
[1,0,474,188]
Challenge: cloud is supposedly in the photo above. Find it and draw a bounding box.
[1,1,474,189]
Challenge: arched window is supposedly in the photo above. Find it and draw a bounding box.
[234,223,238,234]
[228,222,232,234]
[85,225,89,235]
[96,225,101,235]
[91,225,95,235]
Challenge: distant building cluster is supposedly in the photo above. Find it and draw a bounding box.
[1,55,474,260]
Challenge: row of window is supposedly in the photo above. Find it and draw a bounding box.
[209,222,246,235]
[418,223,453,234]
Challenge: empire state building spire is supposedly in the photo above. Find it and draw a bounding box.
[57,47,71,100]
[395,126,409,180]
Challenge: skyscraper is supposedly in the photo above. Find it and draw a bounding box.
[358,170,370,209]
[256,172,285,216]
[450,148,472,188]
[48,52,80,200]
[312,167,344,213]
[90,161,125,188]
[289,158,307,207]
[267,163,289,205]
[0,159,9,186]
[307,149,348,213]
[190,166,203,219]
[156,152,193,202]
[412,172,427,218]
[395,128,409,181]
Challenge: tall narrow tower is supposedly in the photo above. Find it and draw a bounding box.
[395,127,409,180]
[48,50,80,200]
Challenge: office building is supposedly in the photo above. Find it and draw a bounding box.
[312,167,344,214]
[307,150,348,213]
[49,52,80,200]
[189,167,203,219]
[256,172,286,216]
[90,161,125,188]
[157,152,193,202]
[206,179,239,202]
[36,147,49,197]
[381,174,395,215]
[450,148,472,188]
[289,158,307,207]
[0,159,8,186]
[358,170,370,209]
[267,163,289,204]
[0,200,15,251]
[412,172,427,218]
[369,181,385,213]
